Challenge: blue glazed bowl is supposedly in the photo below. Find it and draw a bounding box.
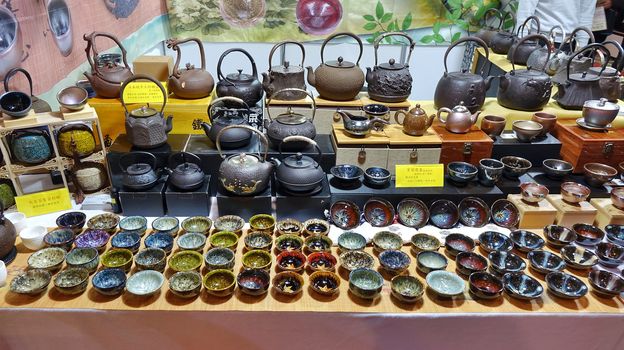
[56,211,87,234]
[145,232,174,254]
[43,228,75,251]
[119,216,147,236]
[92,268,127,295]
[447,161,478,185]
[111,231,141,253]
[379,249,411,274]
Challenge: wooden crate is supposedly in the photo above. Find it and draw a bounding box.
[431,121,493,167]
[547,194,598,228]
[331,125,388,169]
[508,194,557,229]
[591,198,624,227]
[385,124,441,175]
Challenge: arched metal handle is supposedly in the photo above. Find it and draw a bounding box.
[216,125,268,161]
[566,43,611,81]
[600,40,624,70]
[481,7,502,29]
[511,34,551,72]
[119,151,157,174]
[443,36,489,75]
[3,67,33,97]
[265,88,316,122]
[207,96,250,123]
[217,48,258,84]
[119,74,167,116]
[167,38,206,78]
[278,136,322,168]
[498,11,516,32]
[268,41,305,71]
[373,32,415,67]
[320,32,363,66]
[517,15,541,36]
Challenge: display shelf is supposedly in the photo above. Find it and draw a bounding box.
[215,178,272,220]
[591,198,624,227]
[118,179,167,216]
[332,122,390,145]
[507,194,557,229]
[359,96,412,110]
[547,194,598,228]
[165,176,212,216]
[267,134,336,173]
[274,176,331,220]
[491,132,562,167]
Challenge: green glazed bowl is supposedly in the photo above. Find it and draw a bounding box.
[242,249,272,270]
[168,271,202,298]
[66,247,99,274]
[181,216,212,235]
[209,231,239,250]
[168,250,203,272]
[53,267,90,295]
[203,269,236,297]
[101,248,133,273]
[249,214,276,233]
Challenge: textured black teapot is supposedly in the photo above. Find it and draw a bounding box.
[264,88,316,151]
[167,152,205,191]
[216,48,263,107]
[507,16,542,65]
[262,41,307,100]
[588,40,624,102]
[490,12,517,55]
[119,151,163,191]
[474,8,502,45]
[201,96,252,149]
[366,32,415,103]
[273,136,325,194]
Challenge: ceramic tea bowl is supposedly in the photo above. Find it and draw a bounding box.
[509,230,545,253]
[364,167,391,187]
[338,231,367,252]
[458,197,490,227]
[584,163,617,187]
[416,251,448,274]
[397,198,430,228]
[379,249,411,274]
[204,247,235,271]
[209,231,238,250]
[546,271,588,299]
[145,232,174,254]
[237,268,270,296]
[572,223,605,246]
[244,231,272,251]
[501,156,532,179]
[275,234,304,252]
[169,250,203,272]
[87,213,119,234]
[304,235,332,253]
[276,250,306,272]
[479,231,513,253]
[349,268,384,299]
[309,271,340,296]
[456,251,488,276]
[53,267,89,295]
[276,219,302,236]
[43,228,75,251]
[56,211,86,234]
[19,226,47,251]
[480,115,506,137]
[92,268,126,295]
[168,271,202,298]
[302,219,329,236]
[177,232,207,252]
[595,242,624,268]
[429,199,459,229]
[490,199,520,229]
[488,251,526,277]
[468,271,503,299]
[611,188,624,210]
[66,247,99,274]
[605,224,624,246]
[447,161,478,186]
[391,275,424,303]
[101,249,133,273]
[307,251,337,272]
[502,272,543,300]
[181,216,212,234]
[118,216,147,236]
[528,250,565,274]
[203,269,236,297]
[445,233,475,257]
[134,248,167,272]
[588,269,624,297]
[27,247,66,273]
[560,245,598,270]
[214,215,244,235]
[544,225,577,249]
[339,250,375,272]
[530,112,557,136]
[372,231,402,253]
[330,164,364,185]
[478,158,504,186]
[249,214,276,233]
[512,120,543,142]
[272,271,304,296]
[57,86,88,111]
[426,270,465,298]
[111,231,141,253]
[410,233,441,253]
[519,182,549,204]
[242,249,272,270]
[542,159,573,180]
[10,269,52,295]
[151,216,179,236]
[560,182,590,204]
[75,229,110,253]
[126,270,164,297]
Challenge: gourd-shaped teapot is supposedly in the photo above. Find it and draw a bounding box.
[436,102,481,134]
[264,88,316,151]
[83,32,133,98]
[394,104,435,136]
[0,206,17,260]
[262,41,307,100]
[121,74,173,149]
[216,48,263,107]
[167,152,205,191]
[166,38,214,99]
[201,97,252,149]
[366,32,415,103]
[306,32,365,101]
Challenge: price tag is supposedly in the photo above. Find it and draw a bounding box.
[15,188,72,217]
[121,81,167,104]
[395,164,444,188]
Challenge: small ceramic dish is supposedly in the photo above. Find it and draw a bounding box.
[478,231,514,253]
[244,231,272,251]
[151,216,180,236]
[126,270,165,297]
[588,269,624,297]
[180,216,212,234]
[145,232,174,254]
[169,250,203,272]
[19,226,47,251]
[276,219,302,236]
[43,228,75,251]
[307,251,337,272]
[513,120,543,142]
[349,268,384,299]
[519,182,549,204]
[74,229,110,253]
[309,271,341,296]
[135,248,167,272]
[330,164,364,184]
[237,268,270,296]
[338,231,367,252]
[502,272,544,300]
[177,232,207,252]
[605,224,624,246]
[426,270,465,298]
[339,250,375,272]
[92,268,127,296]
[203,269,236,297]
[168,271,202,298]
[66,247,99,274]
[214,215,245,235]
[275,234,304,252]
[53,267,89,295]
[118,215,148,236]
[447,161,478,185]
[490,199,520,229]
[111,231,141,253]
[528,250,565,274]
[488,251,526,277]
[612,188,624,210]
[304,235,333,253]
[455,251,488,276]
[272,271,304,296]
[379,249,411,274]
[542,159,573,180]
[391,275,424,303]
[249,214,276,233]
[410,233,441,253]
[364,166,391,187]
[544,225,577,249]
[302,219,329,236]
[101,249,133,273]
[242,249,272,270]
[595,242,624,268]
[560,245,598,270]
[27,247,66,273]
[572,223,605,246]
[458,197,490,228]
[397,198,430,229]
[10,269,52,295]
[501,156,532,179]
[546,271,588,299]
[209,231,239,250]
[468,271,503,299]
[56,211,87,234]
[363,197,395,227]
[560,182,590,204]
[57,86,88,110]
[444,233,475,257]
[416,250,448,274]
[330,200,361,230]
[276,250,306,272]
[372,231,402,252]
[429,199,459,229]
[584,162,617,187]
[509,230,545,253]
[87,213,119,234]
[204,247,235,271]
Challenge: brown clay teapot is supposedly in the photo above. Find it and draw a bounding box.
[166,38,214,99]
[306,32,364,101]
[436,102,481,134]
[262,41,307,100]
[0,206,17,260]
[366,32,415,103]
[83,32,133,98]
[394,104,435,136]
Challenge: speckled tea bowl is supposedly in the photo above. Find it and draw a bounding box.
[244,231,272,251]
[391,275,424,303]
[177,232,207,252]
[410,233,441,253]
[204,269,236,297]
[204,247,235,271]
[118,216,147,236]
[75,229,110,253]
[27,247,66,273]
[214,215,245,234]
[151,216,179,236]
[372,231,402,252]
[53,267,89,295]
[242,249,272,270]
[10,269,52,295]
[379,249,411,274]
[249,214,276,233]
[66,247,99,274]
[111,231,141,253]
[101,248,133,273]
[338,231,367,251]
[43,228,75,251]
[181,216,212,234]
[87,213,119,234]
[92,268,126,295]
[169,250,203,272]
[339,250,375,272]
[302,219,330,236]
[276,219,302,236]
[209,231,239,250]
[349,268,384,299]
[56,211,87,234]
[126,270,165,297]
[144,232,174,254]
[169,271,202,298]
[135,248,167,272]
[304,235,332,253]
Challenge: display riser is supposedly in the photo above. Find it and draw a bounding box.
[164,175,211,216]
[274,177,331,221]
[491,132,562,167]
[118,178,166,216]
[215,179,272,220]
[527,171,610,198]
[267,134,336,173]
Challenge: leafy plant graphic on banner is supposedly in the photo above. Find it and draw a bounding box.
[361,1,413,44]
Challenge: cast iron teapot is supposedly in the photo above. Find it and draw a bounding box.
[551,27,596,84]
[3,67,51,113]
[201,96,252,149]
[307,32,365,101]
[10,129,53,165]
[273,136,325,194]
[119,151,162,191]
[490,12,517,55]
[497,34,553,111]
[588,40,624,102]
[0,206,17,260]
[166,38,214,99]
[264,88,316,151]
[216,48,263,107]
[434,36,493,113]
[121,74,173,149]
[474,8,502,45]
[507,16,542,65]
[436,102,481,134]
[366,32,415,103]
[167,152,205,191]
[83,31,133,98]
[217,125,273,196]
[262,41,307,100]
[526,25,565,74]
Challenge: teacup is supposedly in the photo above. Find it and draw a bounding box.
[5,212,26,234]
[531,112,557,137]
[19,226,47,251]
[480,115,506,137]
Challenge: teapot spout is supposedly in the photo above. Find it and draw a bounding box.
[365,67,375,84]
[200,121,211,136]
[306,66,316,87]
[83,72,95,86]
[165,115,174,134]
[426,114,436,128]
[261,72,272,95]
[333,110,352,123]
[470,111,482,125]
[484,75,495,90]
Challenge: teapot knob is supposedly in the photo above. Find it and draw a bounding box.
[389,58,395,66]
[284,61,290,70]
[237,69,243,75]
[337,56,344,65]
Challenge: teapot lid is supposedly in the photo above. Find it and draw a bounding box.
[272,61,304,74]
[326,56,355,68]
[451,102,470,113]
[226,69,255,83]
[408,104,427,116]
[174,162,202,175]
[378,58,405,70]
[126,162,152,175]
[569,71,600,82]
[276,109,307,125]
[228,153,260,166]
[130,106,159,118]
[588,66,618,77]
[584,98,620,111]
[284,153,315,168]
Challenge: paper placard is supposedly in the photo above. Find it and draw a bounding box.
[592,6,607,32]
[121,81,167,104]
[15,188,72,217]
[395,164,444,188]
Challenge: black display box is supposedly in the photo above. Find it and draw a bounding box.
[215,179,272,220]
[275,177,331,221]
[491,132,562,168]
[184,134,261,179]
[118,178,166,216]
[494,173,537,195]
[165,175,211,216]
[267,134,336,173]
[528,170,611,198]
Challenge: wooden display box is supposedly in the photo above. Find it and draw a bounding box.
[547,194,598,228]
[133,55,173,82]
[508,194,557,229]
[552,120,624,173]
[591,198,624,227]
[431,121,493,166]
[385,124,441,175]
[491,132,562,168]
[331,124,388,170]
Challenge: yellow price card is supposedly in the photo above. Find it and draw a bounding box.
[395,164,444,188]
[15,188,72,217]
[121,81,167,104]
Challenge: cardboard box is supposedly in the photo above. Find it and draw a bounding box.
[133,55,173,82]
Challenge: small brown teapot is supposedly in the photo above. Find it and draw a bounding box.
[166,38,214,99]
[83,32,133,98]
[437,102,481,134]
[394,104,435,136]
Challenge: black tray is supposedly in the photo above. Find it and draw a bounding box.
[165,175,211,216]
[491,132,562,168]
